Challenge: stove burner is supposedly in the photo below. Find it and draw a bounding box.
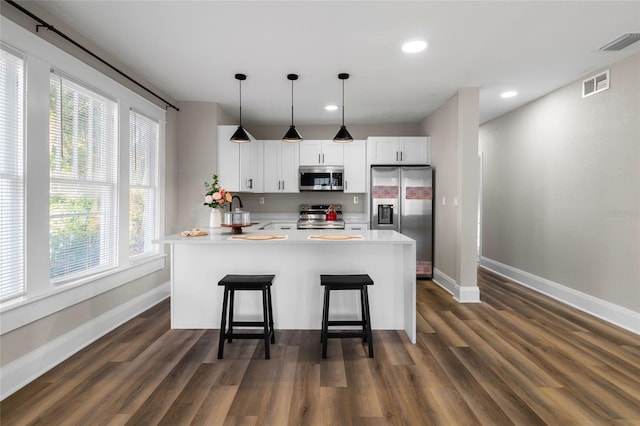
[297,204,345,229]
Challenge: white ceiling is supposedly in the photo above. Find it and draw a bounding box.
[32,1,640,127]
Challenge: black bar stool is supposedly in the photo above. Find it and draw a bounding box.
[320,274,374,358]
[217,274,275,359]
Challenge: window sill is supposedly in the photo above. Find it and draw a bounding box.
[0,254,166,335]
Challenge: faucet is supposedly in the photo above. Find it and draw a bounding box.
[230,195,243,211]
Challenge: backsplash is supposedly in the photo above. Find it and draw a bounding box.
[234,192,367,214]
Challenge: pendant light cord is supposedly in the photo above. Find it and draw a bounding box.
[291,79,295,126]
[238,78,242,126]
[341,78,345,126]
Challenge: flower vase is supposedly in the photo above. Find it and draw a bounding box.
[209,209,222,228]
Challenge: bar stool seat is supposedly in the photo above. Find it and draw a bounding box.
[320,274,374,358]
[217,274,275,359]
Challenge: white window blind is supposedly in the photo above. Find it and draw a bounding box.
[129,110,159,258]
[0,45,25,301]
[49,72,118,283]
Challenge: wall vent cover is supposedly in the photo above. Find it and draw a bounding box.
[583,70,609,98]
[599,33,640,51]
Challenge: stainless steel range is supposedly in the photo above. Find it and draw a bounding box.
[297,204,345,229]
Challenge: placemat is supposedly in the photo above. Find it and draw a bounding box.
[308,235,364,240]
[228,234,288,240]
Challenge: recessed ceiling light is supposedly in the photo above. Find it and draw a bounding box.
[402,40,427,53]
[500,91,518,98]
[325,105,338,111]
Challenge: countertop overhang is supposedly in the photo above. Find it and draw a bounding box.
[156,227,414,245]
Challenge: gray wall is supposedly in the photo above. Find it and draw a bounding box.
[420,88,480,293]
[176,101,221,228]
[250,123,421,141]
[421,95,459,279]
[479,53,640,311]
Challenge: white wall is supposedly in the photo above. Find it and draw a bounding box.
[0,10,177,398]
[480,53,640,322]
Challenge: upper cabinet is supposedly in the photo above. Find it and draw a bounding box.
[299,140,344,166]
[343,140,366,193]
[239,141,264,192]
[217,125,262,192]
[263,140,300,193]
[368,136,430,165]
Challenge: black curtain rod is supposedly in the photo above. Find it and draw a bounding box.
[4,0,180,112]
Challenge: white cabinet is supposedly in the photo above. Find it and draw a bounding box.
[239,142,263,192]
[299,140,344,166]
[217,125,262,192]
[346,223,369,231]
[343,139,366,193]
[263,140,300,193]
[368,136,430,165]
[402,137,430,164]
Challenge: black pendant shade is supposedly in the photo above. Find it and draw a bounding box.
[282,74,303,142]
[283,125,302,142]
[333,125,353,142]
[333,73,353,143]
[230,73,251,143]
[230,125,250,142]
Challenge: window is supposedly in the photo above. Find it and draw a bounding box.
[49,72,118,283]
[129,110,159,258]
[0,45,25,301]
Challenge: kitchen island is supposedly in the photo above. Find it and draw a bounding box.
[156,226,417,343]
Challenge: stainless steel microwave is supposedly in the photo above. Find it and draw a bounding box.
[299,166,344,191]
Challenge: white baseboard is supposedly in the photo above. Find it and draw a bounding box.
[479,257,639,335]
[0,282,170,401]
[433,268,481,303]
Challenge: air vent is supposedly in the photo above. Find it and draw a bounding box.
[599,33,640,51]
[582,70,609,98]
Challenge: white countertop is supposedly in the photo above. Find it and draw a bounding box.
[156,226,413,245]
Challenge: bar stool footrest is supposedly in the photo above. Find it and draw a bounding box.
[224,332,274,340]
[327,331,367,339]
[327,320,365,326]
[230,321,267,327]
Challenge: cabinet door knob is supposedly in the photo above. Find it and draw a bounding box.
[248,178,253,189]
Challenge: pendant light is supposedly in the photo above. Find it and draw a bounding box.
[333,73,353,143]
[230,73,251,143]
[282,74,303,142]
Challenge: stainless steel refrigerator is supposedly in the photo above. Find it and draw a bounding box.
[370,166,433,278]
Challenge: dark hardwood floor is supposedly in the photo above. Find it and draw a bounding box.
[2,268,639,425]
